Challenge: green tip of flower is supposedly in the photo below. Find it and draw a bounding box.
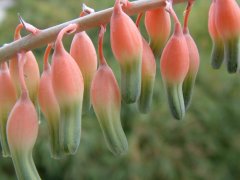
[225,37,239,73]
[46,115,64,159]
[182,74,196,110]
[149,39,165,59]
[137,77,155,114]
[166,83,185,120]
[95,107,128,156]
[0,113,11,157]
[60,102,82,155]
[120,58,142,104]
[211,41,224,69]
[81,84,91,115]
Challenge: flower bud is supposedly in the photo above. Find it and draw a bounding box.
[38,44,62,159]
[70,31,97,114]
[182,31,199,110]
[7,52,40,180]
[208,1,224,69]
[10,24,40,122]
[52,24,84,154]
[135,13,156,113]
[91,65,128,155]
[182,2,200,110]
[215,0,240,73]
[91,25,128,156]
[160,20,189,120]
[0,62,17,157]
[145,6,171,57]
[110,0,143,103]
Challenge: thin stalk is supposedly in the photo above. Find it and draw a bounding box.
[135,12,143,28]
[183,0,194,33]
[166,1,181,25]
[43,44,53,71]
[18,52,28,96]
[14,24,24,40]
[98,25,107,65]
[54,24,77,54]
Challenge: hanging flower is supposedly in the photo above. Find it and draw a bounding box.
[38,44,62,159]
[160,3,189,120]
[51,24,84,154]
[0,61,17,157]
[110,0,143,104]
[7,52,40,180]
[91,25,128,155]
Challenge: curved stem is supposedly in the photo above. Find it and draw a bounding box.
[55,24,77,53]
[18,52,28,96]
[135,13,143,28]
[14,24,24,40]
[0,0,188,62]
[98,25,107,65]
[183,0,194,33]
[166,1,181,25]
[43,44,53,71]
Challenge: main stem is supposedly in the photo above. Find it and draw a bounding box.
[0,0,188,62]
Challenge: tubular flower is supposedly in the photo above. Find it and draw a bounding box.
[145,6,171,58]
[138,38,156,113]
[182,1,200,110]
[38,44,62,159]
[110,0,143,104]
[7,52,40,180]
[160,4,189,120]
[0,62,17,157]
[52,24,84,155]
[215,0,240,73]
[91,25,128,156]
[70,30,97,115]
[135,13,156,113]
[208,1,224,69]
[9,23,40,109]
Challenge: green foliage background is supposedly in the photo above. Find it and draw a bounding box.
[1,0,240,179]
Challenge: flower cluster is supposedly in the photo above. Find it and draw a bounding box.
[208,0,240,72]
[3,0,238,179]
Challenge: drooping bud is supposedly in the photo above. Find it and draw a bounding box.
[145,6,171,57]
[138,38,156,113]
[215,0,240,73]
[135,13,156,113]
[91,25,128,155]
[0,62,17,157]
[208,1,224,69]
[160,3,189,120]
[7,52,40,180]
[38,44,62,159]
[9,23,40,122]
[182,1,200,110]
[52,24,84,154]
[70,14,97,114]
[110,0,143,103]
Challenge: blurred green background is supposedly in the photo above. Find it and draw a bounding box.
[1,0,240,179]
